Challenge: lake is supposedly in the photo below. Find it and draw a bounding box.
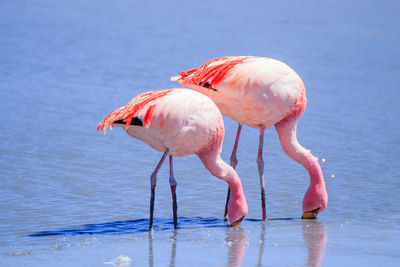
[1,0,399,266]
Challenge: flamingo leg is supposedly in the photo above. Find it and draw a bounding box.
[149,148,169,231]
[224,123,243,221]
[169,155,178,229]
[257,126,267,221]
[230,123,243,169]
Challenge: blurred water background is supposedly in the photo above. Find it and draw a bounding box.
[1,0,399,266]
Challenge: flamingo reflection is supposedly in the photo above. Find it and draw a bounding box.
[225,226,248,267]
[255,220,326,266]
[148,230,177,267]
[257,222,266,267]
[146,219,326,267]
[302,220,327,267]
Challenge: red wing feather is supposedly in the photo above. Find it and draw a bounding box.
[177,56,250,88]
[97,89,174,133]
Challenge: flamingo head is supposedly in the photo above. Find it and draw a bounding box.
[301,183,328,219]
[228,194,248,226]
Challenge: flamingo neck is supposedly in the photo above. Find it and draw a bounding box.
[197,151,246,207]
[307,156,325,187]
[277,122,325,187]
[198,151,242,189]
[275,116,327,212]
[197,149,248,223]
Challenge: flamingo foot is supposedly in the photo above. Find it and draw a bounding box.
[302,208,320,219]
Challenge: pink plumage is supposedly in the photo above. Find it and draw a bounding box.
[178,56,251,89]
[98,88,248,229]
[97,89,174,132]
[173,56,328,220]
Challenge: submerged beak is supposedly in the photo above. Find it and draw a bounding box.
[230,216,245,227]
[302,208,320,219]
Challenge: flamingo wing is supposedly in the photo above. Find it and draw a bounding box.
[97,89,174,133]
[172,56,252,90]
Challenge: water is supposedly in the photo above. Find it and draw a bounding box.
[1,0,399,266]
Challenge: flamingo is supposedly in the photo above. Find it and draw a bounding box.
[97,88,248,229]
[172,56,328,220]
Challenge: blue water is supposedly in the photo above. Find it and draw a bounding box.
[1,0,399,266]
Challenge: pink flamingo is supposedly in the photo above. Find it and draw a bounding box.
[97,88,248,229]
[172,56,328,220]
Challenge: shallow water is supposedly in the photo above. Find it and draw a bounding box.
[1,0,400,266]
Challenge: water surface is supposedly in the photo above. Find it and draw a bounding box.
[1,0,399,266]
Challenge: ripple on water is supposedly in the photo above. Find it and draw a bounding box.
[29,217,230,237]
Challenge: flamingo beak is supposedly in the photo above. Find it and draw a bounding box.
[302,208,320,219]
[230,216,245,227]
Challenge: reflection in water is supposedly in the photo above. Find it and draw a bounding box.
[225,226,248,267]
[253,220,326,267]
[148,230,177,267]
[302,220,327,267]
[169,230,177,267]
[29,217,325,266]
[257,222,266,267]
[148,232,154,267]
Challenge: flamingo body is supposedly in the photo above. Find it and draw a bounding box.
[174,56,306,129]
[173,56,327,218]
[98,88,248,227]
[99,89,223,156]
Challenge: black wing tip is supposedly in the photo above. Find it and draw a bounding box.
[113,117,143,127]
[200,81,218,91]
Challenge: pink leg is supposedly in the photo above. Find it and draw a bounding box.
[224,123,243,221]
[149,148,169,231]
[257,126,266,221]
[230,123,243,169]
[169,155,178,229]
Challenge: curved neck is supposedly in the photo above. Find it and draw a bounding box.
[307,156,325,187]
[198,149,247,223]
[285,142,325,188]
[197,151,244,197]
[275,118,325,188]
